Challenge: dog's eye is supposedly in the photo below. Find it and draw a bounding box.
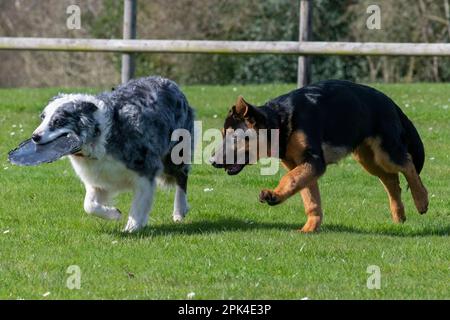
[51,118,66,128]
[40,113,46,120]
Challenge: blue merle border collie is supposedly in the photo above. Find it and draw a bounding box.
[32,76,194,232]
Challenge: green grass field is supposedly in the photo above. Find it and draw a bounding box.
[0,83,448,299]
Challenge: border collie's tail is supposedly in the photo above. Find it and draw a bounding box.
[396,106,425,174]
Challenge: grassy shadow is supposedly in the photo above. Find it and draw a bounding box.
[322,223,450,237]
[109,218,299,238]
[108,217,450,238]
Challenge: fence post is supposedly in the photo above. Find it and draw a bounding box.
[297,0,312,88]
[121,0,137,83]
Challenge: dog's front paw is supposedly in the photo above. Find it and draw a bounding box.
[172,211,186,223]
[259,189,282,206]
[172,205,189,223]
[123,217,146,233]
[172,214,184,223]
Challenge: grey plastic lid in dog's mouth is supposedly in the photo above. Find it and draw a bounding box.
[8,133,82,166]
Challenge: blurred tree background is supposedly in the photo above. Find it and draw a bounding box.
[0,0,449,87]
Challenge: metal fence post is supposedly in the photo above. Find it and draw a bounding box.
[121,0,137,83]
[298,0,312,88]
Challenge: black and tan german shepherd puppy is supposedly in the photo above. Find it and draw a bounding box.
[210,80,428,232]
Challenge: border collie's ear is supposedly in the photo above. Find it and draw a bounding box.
[80,102,98,113]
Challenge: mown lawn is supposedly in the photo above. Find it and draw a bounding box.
[0,83,448,299]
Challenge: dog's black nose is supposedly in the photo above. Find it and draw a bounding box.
[31,133,42,143]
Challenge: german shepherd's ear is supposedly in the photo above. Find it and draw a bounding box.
[233,96,265,125]
[235,96,250,117]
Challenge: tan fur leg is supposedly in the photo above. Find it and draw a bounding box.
[365,138,429,214]
[354,142,406,223]
[260,131,319,205]
[379,174,406,223]
[359,138,429,215]
[280,160,323,232]
[299,180,323,232]
[399,160,428,214]
[259,162,317,205]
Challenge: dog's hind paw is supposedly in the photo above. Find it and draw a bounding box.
[414,196,429,214]
[259,189,282,206]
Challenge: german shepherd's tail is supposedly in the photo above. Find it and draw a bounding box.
[396,106,425,174]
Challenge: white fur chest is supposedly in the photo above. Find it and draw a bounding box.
[69,154,139,192]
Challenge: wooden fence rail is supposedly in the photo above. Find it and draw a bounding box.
[1,38,450,56]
